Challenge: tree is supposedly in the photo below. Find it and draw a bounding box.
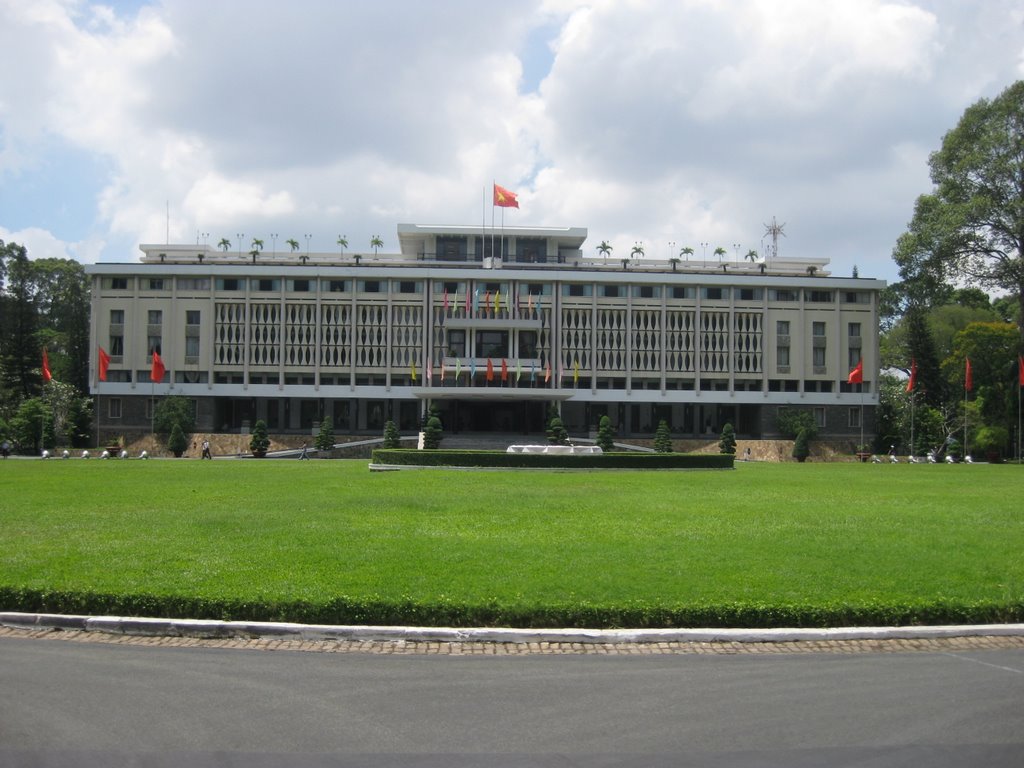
[167,423,188,457]
[249,419,270,455]
[9,397,53,454]
[713,246,727,262]
[315,417,335,452]
[653,419,673,453]
[776,408,817,441]
[944,321,1019,428]
[596,414,615,452]
[286,238,300,253]
[630,243,644,259]
[0,242,41,401]
[718,422,737,455]
[382,419,401,448]
[546,415,568,445]
[152,395,196,438]
[337,235,348,256]
[744,249,758,264]
[422,415,443,449]
[679,246,694,261]
[792,428,811,462]
[903,306,944,407]
[370,236,384,255]
[893,80,1024,343]
[597,241,613,259]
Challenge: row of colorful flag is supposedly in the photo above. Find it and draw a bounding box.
[409,357,583,386]
[441,287,544,317]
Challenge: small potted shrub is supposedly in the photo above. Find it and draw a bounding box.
[249,419,270,457]
[167,423,188,458]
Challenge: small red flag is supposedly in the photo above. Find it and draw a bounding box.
[98,346,111,381]
[905,358,917,393]
[42,348,52,383]
[493,183,519,209]
[486,358,494,382]
[501,358,508,382]
[847,359,863,385]
[1019,355,1024,387]
[965,357,973,392]
[150,349,166,383]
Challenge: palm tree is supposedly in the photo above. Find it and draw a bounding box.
[713,246,727,263]
[337,235,348,256]
[370,235,384,255]
[679,246,694,261]
[249,249,259,264]
[597,241,613,259]
[217,238,231,252]
[286,238,300,253]
[251,238,264,253]
[745,248,758,264]
[630,243,644,259]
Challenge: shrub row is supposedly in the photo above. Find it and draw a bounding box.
[370,449,734,470]
[3,586,1020,629]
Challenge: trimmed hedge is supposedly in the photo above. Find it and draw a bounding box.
[370,449,734,470]
[2,586,1020,629]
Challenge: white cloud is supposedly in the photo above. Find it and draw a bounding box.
[1,0,1022,282]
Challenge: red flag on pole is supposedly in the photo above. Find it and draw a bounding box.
[965,357,973,391]
[905,358,917,393]
[493,183,519,209]
[98,346,111,381]
[150,349,165,383]
[42,348,52,383]
[847,359,863,385]
[486,358,494,382]
[1019,355,1024,387]
[501,358,508,382]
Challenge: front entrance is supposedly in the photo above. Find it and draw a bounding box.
[438,399,547,434]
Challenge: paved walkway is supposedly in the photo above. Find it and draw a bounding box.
[3,614,1024,656]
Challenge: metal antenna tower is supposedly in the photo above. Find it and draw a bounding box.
[763,216,786,263]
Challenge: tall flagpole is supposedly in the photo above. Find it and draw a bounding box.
[909,390,915,458]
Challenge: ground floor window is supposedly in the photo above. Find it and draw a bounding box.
[108,398,121,419]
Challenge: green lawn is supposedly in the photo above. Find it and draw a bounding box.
[1,459,1022,628]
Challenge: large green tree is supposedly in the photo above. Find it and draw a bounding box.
[893,80,1024,343]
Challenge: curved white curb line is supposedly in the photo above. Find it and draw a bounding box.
[3,612,1024,644]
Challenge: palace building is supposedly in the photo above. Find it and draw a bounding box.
[86,223,882,442]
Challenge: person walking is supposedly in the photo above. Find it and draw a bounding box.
[201,439,212,460]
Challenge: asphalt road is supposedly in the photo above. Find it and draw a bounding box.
[2,637,1023,767]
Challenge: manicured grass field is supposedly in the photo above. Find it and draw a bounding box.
[1,459,1022,627]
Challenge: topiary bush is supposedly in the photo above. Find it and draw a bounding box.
[719,422,737,455]
[596,415,616,452]
[382,419,401,449]
[546,416,568,445]
[793,428,810,462]
[314,417,335,453]
[249,419,270,456]
[653,419,673,453]
[422,416,443,449]
[167,423,188,457]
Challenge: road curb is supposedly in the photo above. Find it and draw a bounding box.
[3,612,1024,644]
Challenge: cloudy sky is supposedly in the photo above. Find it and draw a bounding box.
[1,0,1022,283]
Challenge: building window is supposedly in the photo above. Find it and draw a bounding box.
[671,286,695,299]
[252,279,278,292]
[806,290,834,303]
[106,277,129,290]
[186,310,201,325]
[185,335,200,357]
[109,335,124,356]
[565,284,590,297]
[814,407,826,429]
[770,289,798,302]
[325,280,347,293]
[477,330,509,358]
[289,279,311,292]
[777,320,790,336]
[145,278,164,290]
[519,330,538,358]
[177,277,210,291]
[602,285,622,298]
[216,278,241,291]
[446,329,466,358]
[398,281,420,294]
[849,408,861,428]
[777,346,790,367]
[148,310,162,325]
[108,398,122,419]
[635,285,660,299]
[702,287,725,301]
[735,287,762,301]
[361,280,381,293]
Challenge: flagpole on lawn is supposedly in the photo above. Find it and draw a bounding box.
[909,389,915,458]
